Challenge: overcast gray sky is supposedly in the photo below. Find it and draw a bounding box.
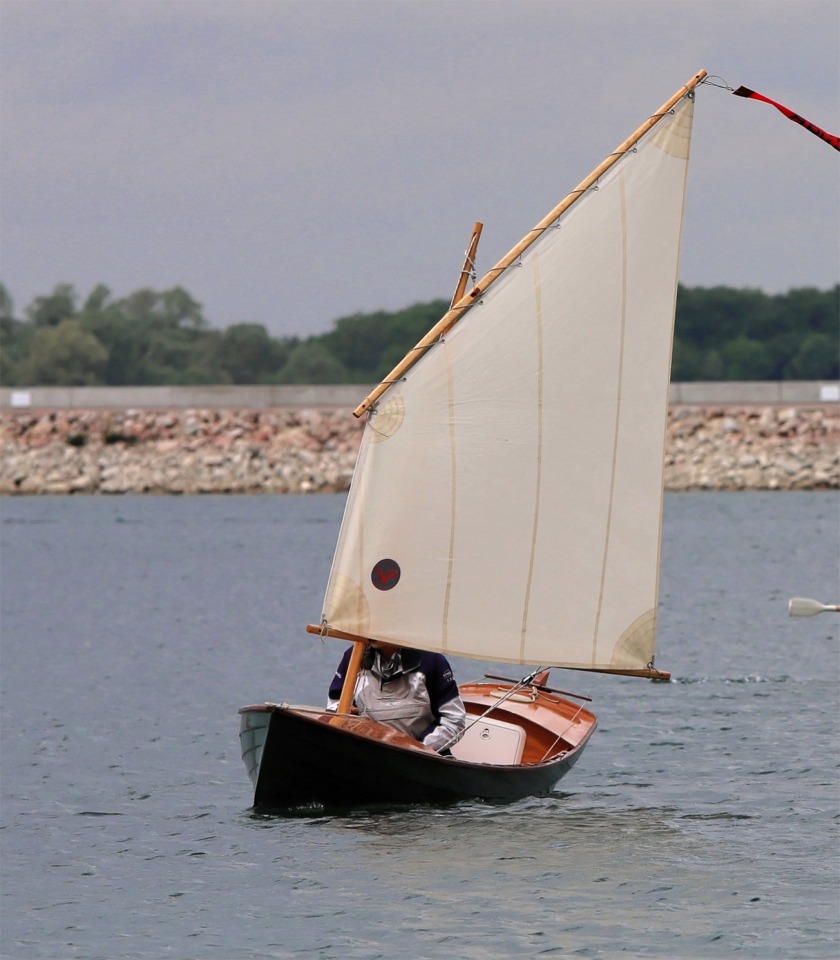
[2,0,838,338]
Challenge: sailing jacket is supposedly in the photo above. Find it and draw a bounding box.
[327,646,466,753]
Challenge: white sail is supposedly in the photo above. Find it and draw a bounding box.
[322,86,698,672]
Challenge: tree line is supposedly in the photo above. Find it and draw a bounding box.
[0,281,837,387]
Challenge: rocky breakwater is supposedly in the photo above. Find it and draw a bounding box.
[665,405,838,490]
[0,408,364,495]
[0,404,838,495]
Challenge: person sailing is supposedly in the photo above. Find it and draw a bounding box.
[327,640,466,753]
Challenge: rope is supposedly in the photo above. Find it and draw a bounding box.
[700,75,734,92]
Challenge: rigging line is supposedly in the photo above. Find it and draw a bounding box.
[700,75,733,91]
[537,702,587,762]
[646,659,669,680]
[461,248,478,279]
[438,670,547,753]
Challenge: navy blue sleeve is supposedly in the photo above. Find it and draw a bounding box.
[328,647,355,702]
[421,652,460,719]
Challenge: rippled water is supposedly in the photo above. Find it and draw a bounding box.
[1,492,838,959]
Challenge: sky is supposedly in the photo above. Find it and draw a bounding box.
[2,0,838,339]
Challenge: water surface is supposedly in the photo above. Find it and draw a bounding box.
[1,492,838,959]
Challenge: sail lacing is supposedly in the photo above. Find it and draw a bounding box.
[376,374,410,389]
[375,335,449,392]
[649,107,676,122]
[511,218,564,255]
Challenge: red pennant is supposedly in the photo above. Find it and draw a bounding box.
[733,86,840,152]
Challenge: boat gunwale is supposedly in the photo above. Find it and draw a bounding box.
[239,683,597,773]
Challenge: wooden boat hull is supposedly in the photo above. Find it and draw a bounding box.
[239,681,597,810]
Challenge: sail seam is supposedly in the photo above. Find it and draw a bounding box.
[520,253,545,660]
[355,447,368,631]
[592,171,629,663]
[441,345,458,647]
[651,94,696,654]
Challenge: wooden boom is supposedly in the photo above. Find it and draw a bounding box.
[307,625,671,681]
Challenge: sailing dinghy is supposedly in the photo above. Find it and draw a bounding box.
[239,70,706,810]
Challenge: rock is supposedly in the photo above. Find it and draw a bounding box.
[0,404,836,494]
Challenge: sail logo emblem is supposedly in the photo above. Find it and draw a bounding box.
[371,559,401,591]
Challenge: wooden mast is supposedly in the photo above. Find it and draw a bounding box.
[306,623,368,714]
[450,222,483,308]
[308,223,484,710]
[335,638,366,714]
[353,69,707,419]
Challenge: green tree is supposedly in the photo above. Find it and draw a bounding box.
[322,300,449,381]
[670,335,703,381]
[20,320,108,385]
[784,332,840,380]
[213,323,291,383]
[4,282,837,386]
[275,342,347,384]
[698,349,725,381]
[97,287,211,383]
[779,286,838,337]
[721,336,774,380]
[78,289,145,385]
[142,329,203,384]
[0,319,30,385]
[26,284,77,327]
[117,287,205,330]
[159,287,206,329]
[0,283,23,384]
[178,330,233,384]
[82,284,113,315]
[0,283,13,322]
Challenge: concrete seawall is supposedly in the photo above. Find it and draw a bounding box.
[1,403,837,494]
[3,381,839,410]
